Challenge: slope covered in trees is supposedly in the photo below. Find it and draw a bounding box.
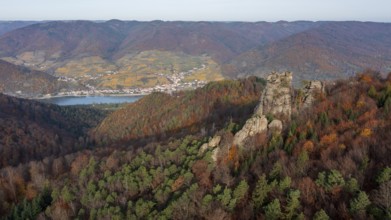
[0,94,107,168]
[0,60,80,97]
[1,72,391,219]
[91,76,265,145]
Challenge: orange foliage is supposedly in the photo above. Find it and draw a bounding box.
[341,101,353,111]
[357,109,377,123]
[338,144,346,150]
[25,183,38,200]
[360,128,372,137]
[171,176,185,192]
[359,74,373,83]
[337,121,354,132]
[320,133,337,145]
[303,140,314,152]
[364,119,380,129]
[227,145,239,169]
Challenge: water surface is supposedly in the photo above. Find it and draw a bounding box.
[40,95,143,106]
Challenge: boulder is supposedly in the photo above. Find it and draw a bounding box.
[233,115,268,146]
[199,143,209,155]
[268,119,283,134]
[199,135,221,155]
[208,136,221,148]
[211,147,220,162]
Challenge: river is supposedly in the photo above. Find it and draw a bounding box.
[39,95,143,106]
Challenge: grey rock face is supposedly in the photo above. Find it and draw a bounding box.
[255,71,292,119]
[232,72,293,147]
[233,115,268,146]
[302,80,324,108]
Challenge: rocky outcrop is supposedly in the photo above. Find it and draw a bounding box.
[199,135,221,155]
[233,72,293,147]
[268,119,283,134]
[233,115,268,146]
[254,71,293,119]
[210,72,324,159]
[302,80,324,108]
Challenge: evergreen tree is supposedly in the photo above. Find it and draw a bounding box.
[313,209,330,220]
[252,175,272,209]
[285,190,301,219]
[350,191,371,213]
[264,199,282,220]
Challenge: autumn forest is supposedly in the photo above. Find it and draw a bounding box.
[0,71,390,219]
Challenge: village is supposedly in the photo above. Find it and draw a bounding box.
[49,64,209,97]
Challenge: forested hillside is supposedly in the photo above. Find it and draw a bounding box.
[92,76,265,145]
[0,94,107,168]
[0,60,81,97]
[1,72,391,219]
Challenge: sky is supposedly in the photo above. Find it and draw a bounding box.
[1,0,390,22]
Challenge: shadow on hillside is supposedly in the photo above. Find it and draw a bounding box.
[90,100,259,149]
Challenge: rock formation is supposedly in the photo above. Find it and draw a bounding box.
[199,135,221,155]
[254,71,293,119]
[233,72,293,147]
[302,80,325,108]
[209,72,324,160]
[233,115,268,146]
[268,119,283,133]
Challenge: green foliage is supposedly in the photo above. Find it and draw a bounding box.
[213,184,222,194]
[265,113,274,122]
[252,175,273,209]
[135,199,155,218]
[313,209,330,220]
[268,134,283,152]
[350,191,371,214]
[218,187,234,211]
[233,180,249,202]
[296,150,309,174]
[378,83,391,112]
[269,162,283,181]
[225,120,240,134]
[377,167,391,184]
[346,178,359,194]
[61,185,75,202]
[285,190,301,219]
[319,112,330,127]
[7,188,52,220]
[202,194,213,207]
[264,199,282,220]
[368,85,378,98]
[316,170,345,191]
[278,176,292,192]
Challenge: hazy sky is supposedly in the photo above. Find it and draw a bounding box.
[1,0,390,22]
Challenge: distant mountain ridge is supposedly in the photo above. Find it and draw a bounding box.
[223,21,391,83]
[0,20,318,63]
[0,21,40,36]
[0,20,391,91]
